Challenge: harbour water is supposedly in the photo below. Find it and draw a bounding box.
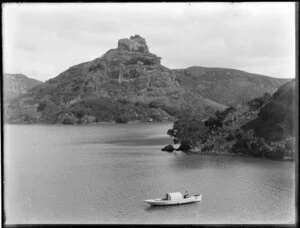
[4,123,295,224]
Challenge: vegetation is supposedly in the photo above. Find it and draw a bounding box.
[167,118,208,151]
[164,80,295,160]
[246,92,271,110]
[37,101,47,112]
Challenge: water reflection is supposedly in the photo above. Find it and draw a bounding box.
[144,203,199,212]
[105,137,172,146]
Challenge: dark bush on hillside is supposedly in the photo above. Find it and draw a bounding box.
[231,138,249,154]
[134,101,147,108]
[75,109,85,119]
[205,116,223,129]
[117,98,130,105]
[225,133,234,141]
[205,107,236,130]
[37,101,47,112]
[247,93,271,111]
[148,101,160,109]
[62,116,75,125]
[89,62,105,72]
[115,114,129,123]
[201,144,214,152]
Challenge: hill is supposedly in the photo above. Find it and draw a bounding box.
[4,35,290,124]
[173,66,290,107]
[3,73,43,102]
[166,79,296,160]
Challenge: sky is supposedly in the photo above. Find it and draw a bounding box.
[2,2,296,82]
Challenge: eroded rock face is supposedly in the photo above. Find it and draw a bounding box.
[118,35,149,53]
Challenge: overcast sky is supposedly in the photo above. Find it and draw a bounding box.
[3,2,295,82]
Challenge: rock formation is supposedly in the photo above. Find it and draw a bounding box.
[118,34,149,53]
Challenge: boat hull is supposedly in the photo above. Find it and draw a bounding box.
[145,195,201,206]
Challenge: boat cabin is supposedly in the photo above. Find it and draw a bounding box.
[163,192,184,201]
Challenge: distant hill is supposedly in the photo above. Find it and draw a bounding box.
[174,66,290,107]
[4,35,291,124]
[3,73,43,102]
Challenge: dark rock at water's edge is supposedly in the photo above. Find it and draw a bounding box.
[4,35,290,125]
[176,140,194,152]
[161,144,175,152]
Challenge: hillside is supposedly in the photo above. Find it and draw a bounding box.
[3,73,43,102]
[174,66,290,106]
[5,35,226,124]
[4,35,290,124]
[166,79,296,159]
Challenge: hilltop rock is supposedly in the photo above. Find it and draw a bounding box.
[118,34,149,53]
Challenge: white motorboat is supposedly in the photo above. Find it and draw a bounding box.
[145,192,202,206]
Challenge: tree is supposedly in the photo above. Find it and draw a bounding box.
[167,118,208,151]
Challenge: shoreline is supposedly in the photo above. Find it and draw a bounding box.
[181,149,294,161]
[4,120,174,126]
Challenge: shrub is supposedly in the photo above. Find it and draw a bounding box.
[148,101,160,109]
[75,109,85,119]
[115,114,129,123]
[37,101,47,112]
[62,116,75,124]
[201,144,214,152]
[225,134,234,141]
[167,118,208,147]
[247,93,271,111]
[205,116,223,129]
[118,98,130,105]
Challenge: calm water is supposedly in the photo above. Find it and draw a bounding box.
[4,124,295,224]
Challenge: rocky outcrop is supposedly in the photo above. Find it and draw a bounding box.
[161,145,175,152]
[118,34,149,53]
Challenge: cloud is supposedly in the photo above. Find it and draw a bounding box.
[3,2,295,81]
